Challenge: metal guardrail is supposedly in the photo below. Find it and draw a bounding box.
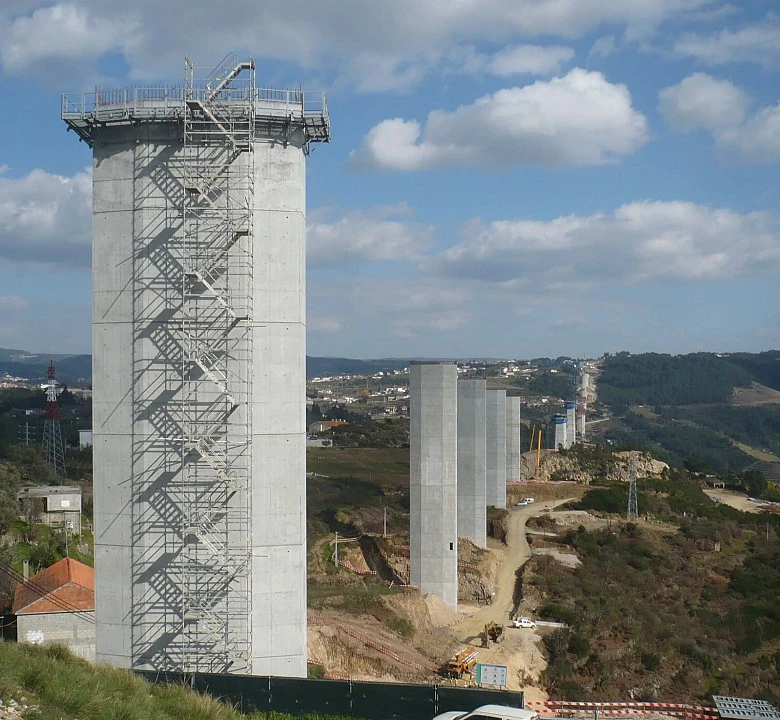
[61,86,328,120]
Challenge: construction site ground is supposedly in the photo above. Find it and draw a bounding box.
[308,484,588,699]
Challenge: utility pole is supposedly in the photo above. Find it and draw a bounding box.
[383,506,387,538]
[627,451,639,521]
[18,421,32,446]
[334,531,339,566]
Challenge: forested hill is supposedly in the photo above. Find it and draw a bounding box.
[0,347,409,383]
[598,351,779,410]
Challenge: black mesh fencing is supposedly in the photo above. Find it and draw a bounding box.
[136,670,525,719]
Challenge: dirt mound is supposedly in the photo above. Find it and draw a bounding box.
[308,611,436,681]
[424,593,461,627]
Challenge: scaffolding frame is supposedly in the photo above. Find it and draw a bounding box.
[179,53,255,673]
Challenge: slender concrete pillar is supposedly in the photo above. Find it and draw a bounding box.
[576,412,586,440]
[485,389,507,509]
[565,402,576,449]
[410,362,458,609]
[505,396,523,483]
[457,379,486,548]
[553,416,567,450]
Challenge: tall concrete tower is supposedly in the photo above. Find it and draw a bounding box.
[485,389,507,508]
[576,411,586,440]
[457,379,486,548]
[565,402,577,449]
[505,396,523,483]
[553,416,567,450]
[410,362,458,609]
[62,55,330,675]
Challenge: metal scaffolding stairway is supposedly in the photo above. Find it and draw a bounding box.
[179,53,255,673]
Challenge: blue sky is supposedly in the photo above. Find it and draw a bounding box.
[0,1,778,359]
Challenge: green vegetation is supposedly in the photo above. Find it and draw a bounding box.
[726,351,780,391]
[658,404,780,459]
[527,472,780,702]
[306,449,409,544]
[599,352,754,410]
[0,641,305,720]
[606,411,754,473]
[513,368,575,400]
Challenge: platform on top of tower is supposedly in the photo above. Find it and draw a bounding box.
[61,55,330,148]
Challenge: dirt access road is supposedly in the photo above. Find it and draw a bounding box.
[450,498,573,696]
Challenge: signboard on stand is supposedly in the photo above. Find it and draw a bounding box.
[476,663,508,688]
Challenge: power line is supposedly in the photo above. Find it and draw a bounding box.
[0,561,95,625]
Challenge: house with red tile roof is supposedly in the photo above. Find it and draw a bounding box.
[12,557,95,660]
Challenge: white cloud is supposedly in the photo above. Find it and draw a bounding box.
[658,73,751,130]
[658,74,780,164]
[307,205,433,266]
[308,315,343,334]
[349,69,648,171]
[589,35,618,58]
[0,3,137,82]
[673,19,780,68]
[2,0,714,89]
[453,44,575,77]
[0,167,92,266]
[717,105,780,164]
[434,201,780,286]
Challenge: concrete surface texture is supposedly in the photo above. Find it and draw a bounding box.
[565,402,576,449]
[485,389,507,509]
[410,362,459,609]
[87,115,309,674]
[505,396,523,483]
[457,379,487,548]
[553,416,567,450]
[576,412,586,440]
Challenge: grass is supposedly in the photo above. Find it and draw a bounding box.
[307,448,408,486]
[0,641,363,720]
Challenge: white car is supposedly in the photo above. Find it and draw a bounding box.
[512,617,536,629]
[515,497,535,506]
[434,705,540,720]
[523,497,535,504]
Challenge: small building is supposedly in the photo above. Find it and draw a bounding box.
[17,486,82,535]
[13,557,95,661]
[307,420,348,435]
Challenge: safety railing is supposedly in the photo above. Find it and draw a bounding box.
[62,87,327,120]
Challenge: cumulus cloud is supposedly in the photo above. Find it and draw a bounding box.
[0,3,137,82]
[0,167,92,266]
[452,44,575,77]
[1,0,714,89]
[349,69,648,171]
[434,201,780,286]
[717,105,780,164]
[673,19,780,68]
[658,73,751,130]
[658,74,780,163]
[307,205,433,266]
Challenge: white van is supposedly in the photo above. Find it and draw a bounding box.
[434,704,540,720]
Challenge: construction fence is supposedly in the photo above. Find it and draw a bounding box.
[135,671,524,720]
